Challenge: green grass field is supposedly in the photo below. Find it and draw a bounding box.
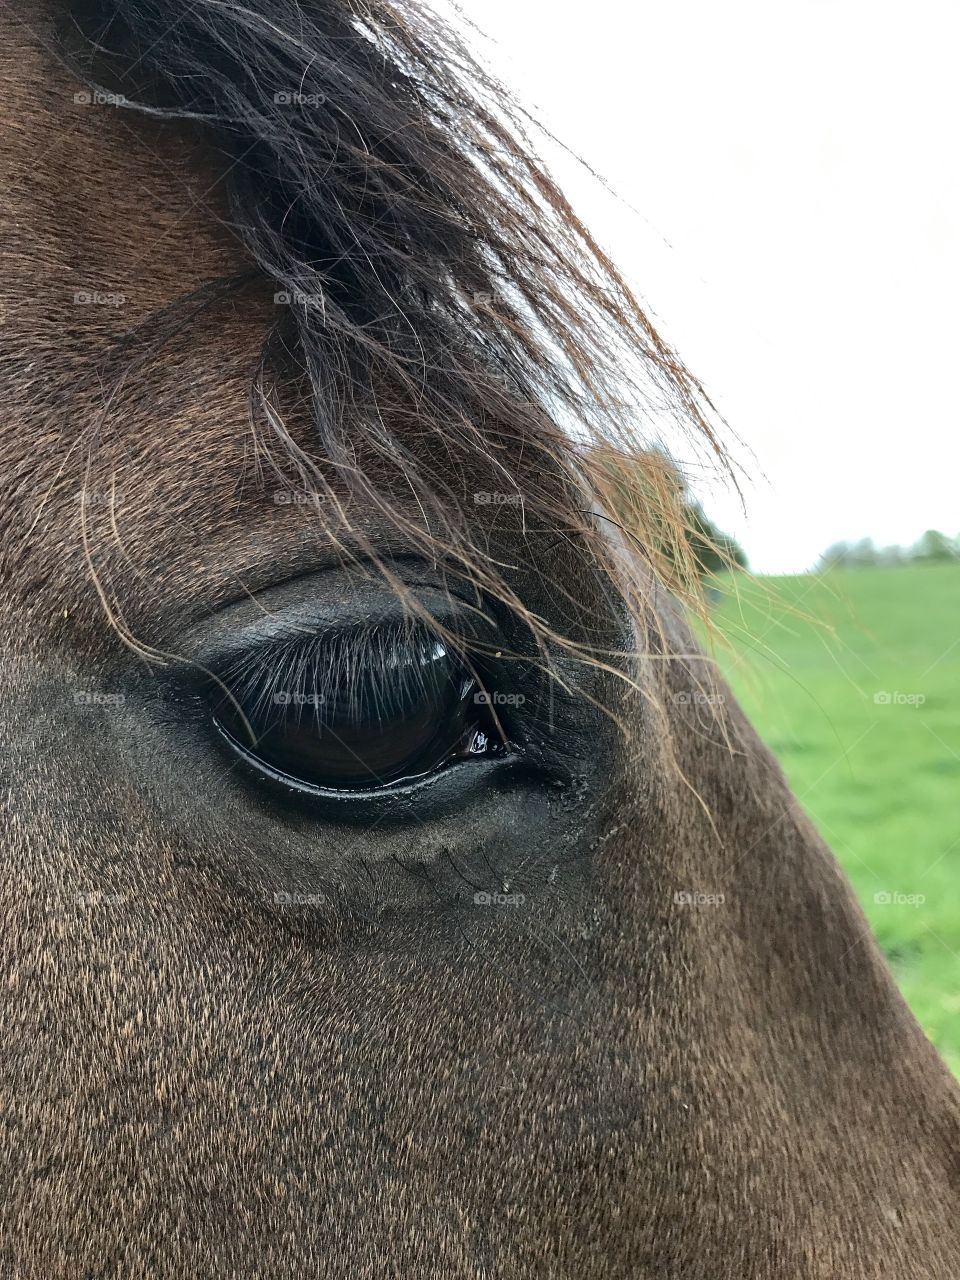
[709,563,960,1076]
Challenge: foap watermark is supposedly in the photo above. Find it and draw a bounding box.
[273,890,326,906]
[78,487,127,508]
[474,690,525,707]
[474,890,526,907]
[74,290,126,308]
[75,890,128,909]
[274,289,325,310]
[73,691,125,708]
[672,691,726,707]
[674,890,726,907]
[274,91,326,107]
[874,691,926,707]
[272,490,323,506]
[874,891,926,907]
[73,89,127,107]
[473,491,523,506]
[456,286,507,310]
[272,691,325,708]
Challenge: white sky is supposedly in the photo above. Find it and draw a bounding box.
[456,0,960,573]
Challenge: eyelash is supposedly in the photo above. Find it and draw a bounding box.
[208,622,472,721]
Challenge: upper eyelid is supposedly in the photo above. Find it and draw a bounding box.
[212,624,464,707]
[185,580,496,671]
[192,591,504,675]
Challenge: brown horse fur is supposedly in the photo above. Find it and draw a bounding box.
[0,1,957,1276]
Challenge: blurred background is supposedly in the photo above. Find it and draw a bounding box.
[457,0,960,1072]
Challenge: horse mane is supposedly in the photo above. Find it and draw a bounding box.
[60,0,732,698]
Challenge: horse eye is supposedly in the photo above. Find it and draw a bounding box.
[208,630,509,794]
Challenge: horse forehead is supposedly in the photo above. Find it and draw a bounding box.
[0,5,252,415]
[0,7,243,302]
[0,9,305,601]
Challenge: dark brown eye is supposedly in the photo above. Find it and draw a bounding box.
[209,626,509,793]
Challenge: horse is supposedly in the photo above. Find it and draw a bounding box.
[0,1,956,1275]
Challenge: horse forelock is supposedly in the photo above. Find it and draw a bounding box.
[0,0,734,692]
